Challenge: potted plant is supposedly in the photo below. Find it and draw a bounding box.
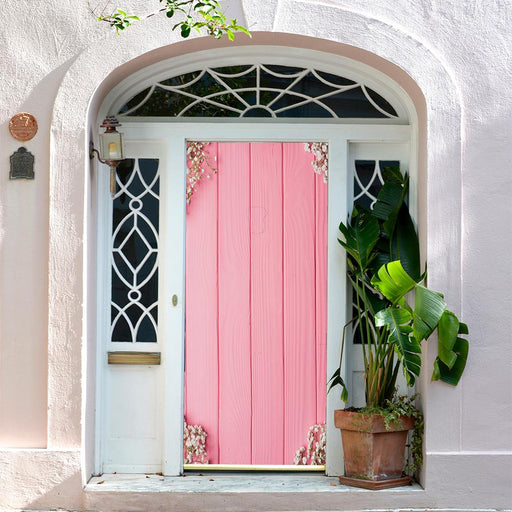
[328,167,469,489]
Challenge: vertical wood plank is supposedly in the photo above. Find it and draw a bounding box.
[283,143,317,464]
[250,143,284,465]
[315,158,328,424]
[185,142,220,463]
[185,141,328,467]
[217,143,252,464]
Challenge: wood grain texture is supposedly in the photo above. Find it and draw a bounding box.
[250,143,284,464]
[185,142,327,465]
[217,143,252,464]
[283,143,317,463]
[185,142,220,463]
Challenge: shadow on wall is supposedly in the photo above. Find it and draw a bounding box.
[0,54,82,452]
[25,473,83,511]
[0,451,83,511]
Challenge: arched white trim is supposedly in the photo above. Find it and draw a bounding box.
[94,45,418,478]
[100,47,412,122]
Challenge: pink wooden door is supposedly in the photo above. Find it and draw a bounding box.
[185,142,327,466]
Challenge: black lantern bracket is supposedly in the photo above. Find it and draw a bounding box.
[89,116,125,197]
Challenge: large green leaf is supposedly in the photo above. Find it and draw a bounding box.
[375,307,421,385]
[338,209,380,271]
[437,310,459,369]
[373,181,405,234]
[432,336,469,386]
[349,275,387,317]
[371,260,417,305]
[381,165,404,184]
[458,322,469,335]
[390,204,421,280]
[327,367,348,402]
[373,169,408,236]
[412,285,446,341]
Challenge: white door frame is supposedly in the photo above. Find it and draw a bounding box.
[95,121,412,476]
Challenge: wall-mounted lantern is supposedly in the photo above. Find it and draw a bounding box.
[89,116,125,196]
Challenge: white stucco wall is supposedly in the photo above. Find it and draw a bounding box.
[0,0,511,510]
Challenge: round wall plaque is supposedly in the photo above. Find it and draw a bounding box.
[9,112,38,142]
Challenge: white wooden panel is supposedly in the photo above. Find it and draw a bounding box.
[99,139,169,474]
[161,134,186,476]
[324,137,347,476]
[104,366,162,473]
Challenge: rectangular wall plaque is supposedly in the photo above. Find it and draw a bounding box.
[10,147,35,179]
[107,351,161,365]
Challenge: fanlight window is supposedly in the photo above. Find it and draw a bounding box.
[117,64,399,119]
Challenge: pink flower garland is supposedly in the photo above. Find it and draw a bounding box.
[186,141,217,204]
[304,142,328,182]
[183,419,209,464]
[293,423,326,466]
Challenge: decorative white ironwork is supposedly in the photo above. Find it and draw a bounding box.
[304,142,328,182]
[293,423,326,465]
[117,64,399,119]
[353,160,385,209]
[111,159,160,343]
[183,419,209,464]
[186,141,218,204]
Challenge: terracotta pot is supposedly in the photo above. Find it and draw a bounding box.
[334,409,414,490]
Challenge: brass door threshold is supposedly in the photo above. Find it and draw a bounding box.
[184,464,325,472]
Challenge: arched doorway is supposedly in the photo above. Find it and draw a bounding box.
[94,46,416,476]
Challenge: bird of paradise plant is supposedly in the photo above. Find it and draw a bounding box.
[328,167,469,409]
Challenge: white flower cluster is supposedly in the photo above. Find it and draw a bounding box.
[304,142,328,183]
[183,419,209,464]
[293,423,326,466]
[186,141,218,204]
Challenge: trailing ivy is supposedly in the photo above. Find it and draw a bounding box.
[363,394,424,476]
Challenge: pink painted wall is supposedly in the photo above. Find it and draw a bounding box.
[185,142,327,465]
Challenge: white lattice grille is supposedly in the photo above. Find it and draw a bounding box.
[117,64,399,119]
[353,160,400,209]
[111,158,160,343]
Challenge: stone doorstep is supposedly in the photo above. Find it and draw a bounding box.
[12,475,506,512]
[86,471,424,493]
[11,509,507,512]
[79,474,509,512]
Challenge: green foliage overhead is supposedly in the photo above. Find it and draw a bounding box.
[95,1,251,39]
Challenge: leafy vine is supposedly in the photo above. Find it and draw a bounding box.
[91,0,250,39]
[364,394,424,475]
[384,394,424,475]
